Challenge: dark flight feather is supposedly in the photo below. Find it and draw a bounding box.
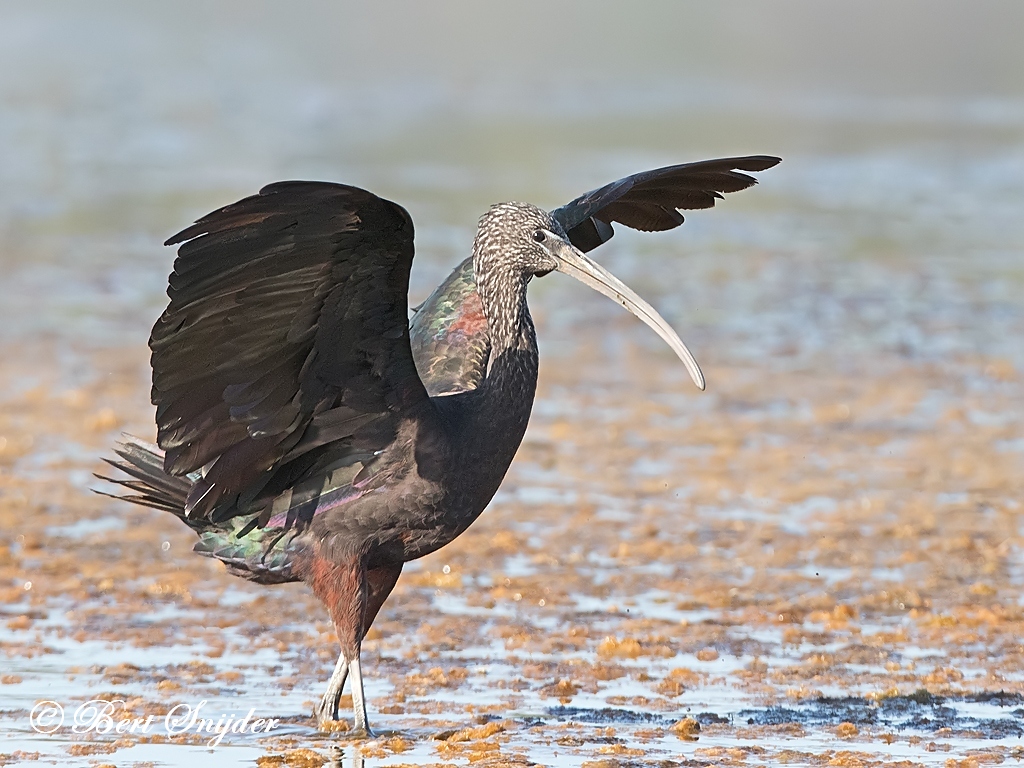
[552,155,781,252]
[150,181,431,520]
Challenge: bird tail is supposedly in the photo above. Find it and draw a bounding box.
[95,434,204,527]
[95,434,301,584]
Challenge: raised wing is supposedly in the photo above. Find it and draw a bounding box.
[552,155,781,252]
[151,181,430,520]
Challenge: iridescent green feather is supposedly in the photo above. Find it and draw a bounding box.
[194,516,302,584]
[409,257,490,396]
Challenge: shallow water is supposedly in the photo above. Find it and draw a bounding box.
[3,2,1024,767]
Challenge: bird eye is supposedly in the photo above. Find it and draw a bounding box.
[532,230,546,243]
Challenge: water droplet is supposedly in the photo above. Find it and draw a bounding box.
[23,581,32,590]
[538,599,546,607]
[442,564,450,574]
[162,541,171,552]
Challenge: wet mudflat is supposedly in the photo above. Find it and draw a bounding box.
[2,271,1023,767]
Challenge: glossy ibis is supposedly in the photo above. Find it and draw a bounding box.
[101,155,780,733]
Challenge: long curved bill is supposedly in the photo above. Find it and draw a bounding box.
[549,237,705,390]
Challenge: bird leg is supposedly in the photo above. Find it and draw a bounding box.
[315,639,369,734]
[306,551,370,733]
[348,652,370,734]
[315,651,349,725]
[345,563,403,732]
[336,563,403,732]
[363,563,403,639]
[306,555,403,735]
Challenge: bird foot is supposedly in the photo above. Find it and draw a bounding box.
[314,715,375,739]
[314,703,376,739]
[315,714,351,734]
[314,697,344,733]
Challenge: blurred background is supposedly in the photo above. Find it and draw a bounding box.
[2,0,1022,362]
[2,2,1024,765]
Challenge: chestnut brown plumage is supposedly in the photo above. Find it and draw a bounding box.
[100,155,780,734]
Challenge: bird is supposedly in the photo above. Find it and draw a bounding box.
[99,154,780,735]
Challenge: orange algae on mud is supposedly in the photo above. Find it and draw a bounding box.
[256,749,328,768]
[3,289,1024,768]
[596,636,642,658]
[835,722,860,739]
[669,717,701,741]
[445,720,509,742]
[539,678,579,702]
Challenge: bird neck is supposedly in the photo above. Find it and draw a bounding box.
[440,259,538,519]
[464,256,539,444]
[474,261,539,390]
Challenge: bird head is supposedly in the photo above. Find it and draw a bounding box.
[473,202,705,390]
[473,202,565,279]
